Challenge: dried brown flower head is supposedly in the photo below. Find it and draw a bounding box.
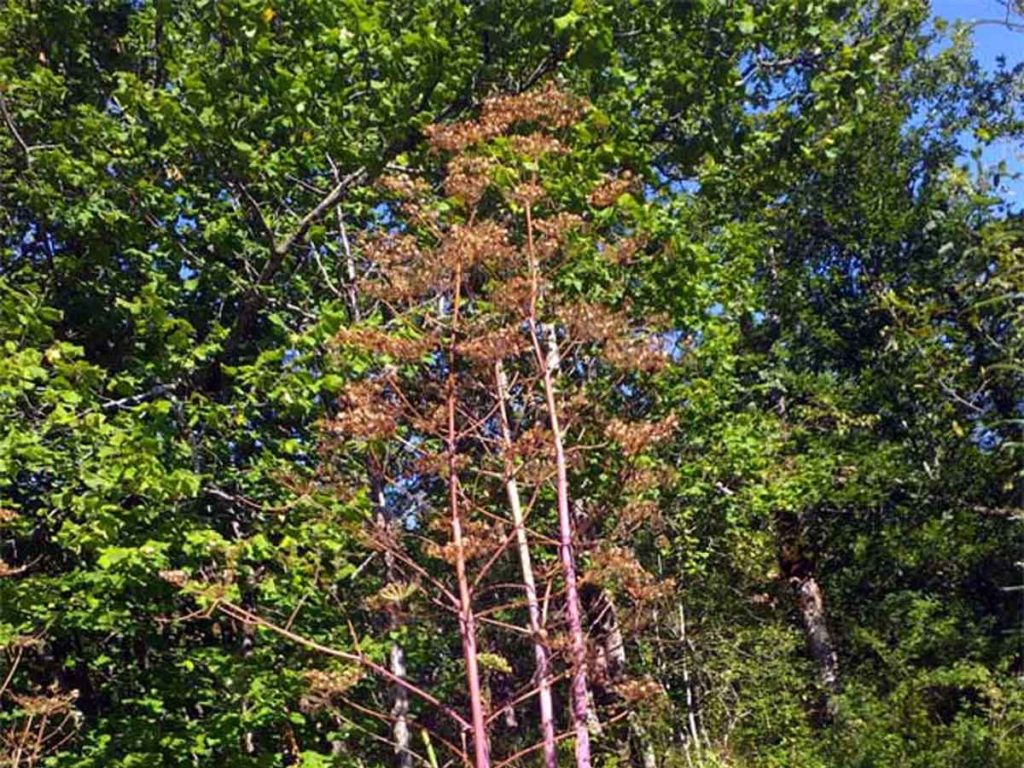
[378,173,430,201]
[425,82,586,153]
[424,120,491,153]
[588,171,636,208]
[491,275,535,317]
[612,676,668,708]
[445,155,495,206]
[11,692,77,717]
[584,545,671,603]
[299,666,364,713]
[159,569,189,588]
[604,333,670,373]
[600,235,646,267]
[333,327,432,363]
[563,302,628,344]
[534,212,585,261]
[612,498,662,538]
[481,82,586,132]
[328,381,399,440]
[439,221,516,270]
[360,232,421,271]
[605,414,679,456]
[508,132,568,159]
[457,325,527,366]
[510,181,547,206]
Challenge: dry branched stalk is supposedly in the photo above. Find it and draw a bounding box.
[163,80,677,768]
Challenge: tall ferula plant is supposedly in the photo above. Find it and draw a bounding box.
[200,83,681,768]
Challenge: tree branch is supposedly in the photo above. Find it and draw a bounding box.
[270,167,367,266]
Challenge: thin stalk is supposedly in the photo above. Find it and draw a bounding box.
[524,199,592,768]
[447,257,491,768]
[677,603,702,751]
[495,360,558,768]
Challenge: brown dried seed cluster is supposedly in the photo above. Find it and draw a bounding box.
[508,132,568,159]
[299,667,364,713]
[534,212,585,261]
[445,155,495,206]
[491,275,535,317]
[600,235,646,266]
[410,404,449,439]
[425,82,586,153]
[457,326,527,365]
[361,232,421,268]
[328,381,399,440]
[481,82,585,132]
[613,498,662,537]
[417,451,473,479]
[159,569,189,587]
[510,181,547,206]
[439,221,516,270]
[11,692,77,717]
[424,121,491,154]
[588,171,636,208]
[584,545,671,603]
[0,508,19,525]
[333,327,432,362]
[534,212,584,241]
[563,302,629,344]
[612,676,668,706]
[604,334,670,373]
[424,520,504,565]
[3,634,43,651]
[605,414,679,456]
[378,173,430,201]
[357,233,448,301]
[622,465,676,495]
[510,424,555,462]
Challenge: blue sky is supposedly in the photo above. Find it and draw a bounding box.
[931,0,1023,207]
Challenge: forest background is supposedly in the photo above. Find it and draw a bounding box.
[1,1,1023,767]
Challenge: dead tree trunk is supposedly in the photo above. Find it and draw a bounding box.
[776,512,840,719]
[794,575,840,703]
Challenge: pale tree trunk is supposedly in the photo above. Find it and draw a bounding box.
[776,511,840,719]
[676,604,703,752]
[576,501,656,767]
[794,575,840,711]
[371,474,414,768]
[536,324,591,768]
[495,361,558,768]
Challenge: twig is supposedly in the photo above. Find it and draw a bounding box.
[272,167,367,262]
[214,601,471,730]
[0,90,31,165]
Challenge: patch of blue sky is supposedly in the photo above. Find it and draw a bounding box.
[931,0,1024,209]
[174,215,197,235]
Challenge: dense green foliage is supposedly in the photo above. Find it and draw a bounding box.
[1,1,1022,766]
